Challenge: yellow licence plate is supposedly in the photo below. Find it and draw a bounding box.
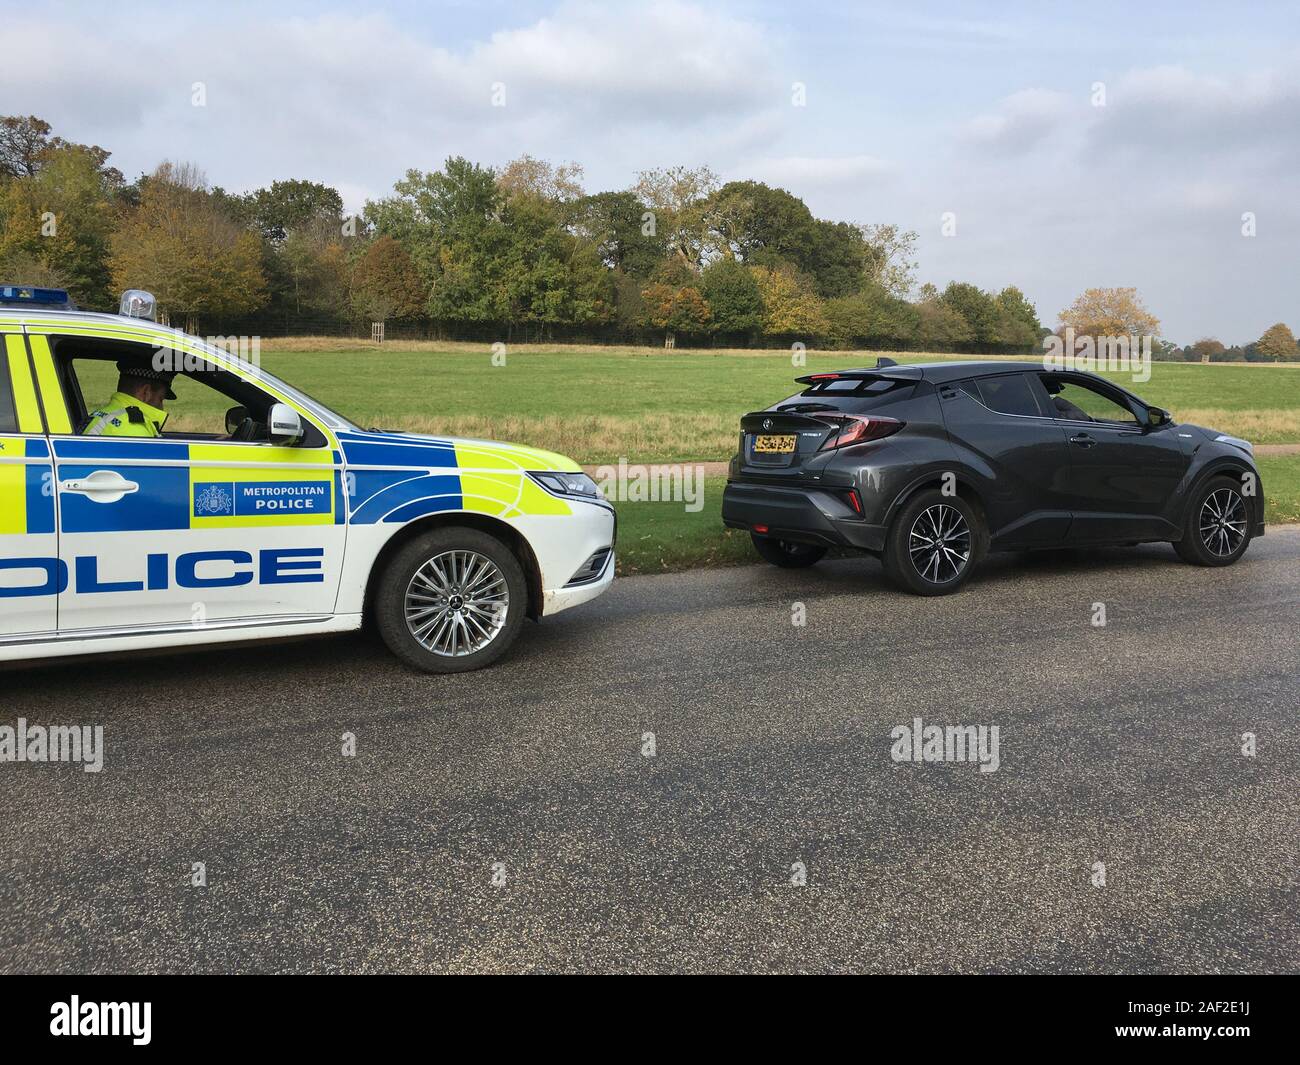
[754,434,797,454]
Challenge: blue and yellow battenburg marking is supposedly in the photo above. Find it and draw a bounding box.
[0,437,55,536]
[6,431,585,536]
[336,432,580,524]
[48,439,336,533]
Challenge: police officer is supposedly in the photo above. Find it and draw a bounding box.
[83,360,177,437]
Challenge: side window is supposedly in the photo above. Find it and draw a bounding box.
[975,374,1042,418]
[50,337,326,447]
[0,340,19,433]
[1040,375,1139,425]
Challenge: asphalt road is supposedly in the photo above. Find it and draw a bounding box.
[3,530,1298,974]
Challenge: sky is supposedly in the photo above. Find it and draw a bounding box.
[7,0,1300,344]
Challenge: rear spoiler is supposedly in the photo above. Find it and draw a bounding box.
[795,358,921,385]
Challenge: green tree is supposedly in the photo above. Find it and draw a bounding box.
[699,258,764,335]
[992,285,1042,349]
[824,285,919,347]
[243,179,344,243]
[938,282,998,343]
[572,190,665,277]
[916,288,974,347]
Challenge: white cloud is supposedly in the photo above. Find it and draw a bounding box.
[0,2,781,207]
[961,88,1075,153]
[747,154,893,192]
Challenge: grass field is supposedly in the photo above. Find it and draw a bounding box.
[114,340,1299,460]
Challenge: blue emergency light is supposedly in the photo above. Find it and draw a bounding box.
[0,284,75,309]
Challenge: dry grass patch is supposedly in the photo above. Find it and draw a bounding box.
[1177,408,1300,444]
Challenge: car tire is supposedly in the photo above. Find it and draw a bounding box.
[750,534,827,568]
[375,527,527,673]
[1174,475,1253,567]
[883,490,983,596]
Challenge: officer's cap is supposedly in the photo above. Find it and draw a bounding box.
[116,359,177,401]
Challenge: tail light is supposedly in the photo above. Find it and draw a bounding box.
[818,414,904,450]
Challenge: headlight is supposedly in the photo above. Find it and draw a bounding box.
[529,471,603,500]
[1214,434,1254,455]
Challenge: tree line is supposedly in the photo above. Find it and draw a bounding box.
[1,114,1296,359]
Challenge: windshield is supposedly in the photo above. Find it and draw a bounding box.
[237,360,362,432]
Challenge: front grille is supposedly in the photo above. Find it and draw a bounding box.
[565,547,613,586]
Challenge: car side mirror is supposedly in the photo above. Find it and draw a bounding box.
[225,405,249,435]
[1147,406,1171,428]
[268,402,303,444]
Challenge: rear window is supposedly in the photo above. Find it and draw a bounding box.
[780,376,915,413]
[975,374,1041,418]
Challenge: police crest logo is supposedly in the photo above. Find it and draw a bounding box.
[193,483,234,517]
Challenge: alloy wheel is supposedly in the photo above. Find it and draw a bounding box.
[908,503,971,584]
[404,550,509,656]
[1199,488,1247,558]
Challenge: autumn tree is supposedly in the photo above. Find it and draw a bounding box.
[0,143,120,306]
[749,265,829,336]
[1059,287,1160,338]
[350,234,425,322]
[1256,322,1297,361]
[109,162,267,333]
[640,281,710,343]
[1191,337,1226,363]
[497,155,585,204]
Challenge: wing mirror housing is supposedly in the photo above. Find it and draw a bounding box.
[268,402,303,444]
[1146,406,1172,428]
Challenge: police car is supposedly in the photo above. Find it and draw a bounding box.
[0,285,615,672]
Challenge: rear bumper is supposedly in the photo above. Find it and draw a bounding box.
[722,481,887,553]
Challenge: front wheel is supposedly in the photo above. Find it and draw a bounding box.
[750,534,827,568]
[1174,476,1253,566]
[375,528,527,673]
[883,490,983,595]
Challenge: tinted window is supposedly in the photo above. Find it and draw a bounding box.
[0,340,19,432]
[781,377,915,413]
[976,374,1040,417]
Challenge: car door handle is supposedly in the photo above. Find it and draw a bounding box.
[1069,434,1096,449]
[59,470,140,503]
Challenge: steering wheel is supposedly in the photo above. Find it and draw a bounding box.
[230,417,260,442]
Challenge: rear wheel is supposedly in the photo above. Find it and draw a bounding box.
[884,490,982,595]
[375,527,527,673]
[1174,476,1252,566]
[750,534,827,568]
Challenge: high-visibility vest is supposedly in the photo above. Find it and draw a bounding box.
[83,391,168,437]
